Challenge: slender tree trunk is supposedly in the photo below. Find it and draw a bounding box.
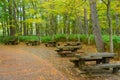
[65,14,69,41]
[107,0,113,52]
[116,12,119,35]
[8,0,16,36]
[89,0,105,52]
[84,8,88,38]
[22,0,27,36]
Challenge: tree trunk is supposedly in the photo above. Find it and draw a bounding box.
[89,0,105,52]
[22,0,27,36]
[107,0,113,53]
[84,8,88,38]
[116,12,119,36]
[8,0,16,36]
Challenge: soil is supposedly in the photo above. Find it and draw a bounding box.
[0,43,120,80]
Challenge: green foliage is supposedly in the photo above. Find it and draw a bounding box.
[54,34,66,41]
[1,36,17,43]
[19,36,39,42]
[41,36,52,42]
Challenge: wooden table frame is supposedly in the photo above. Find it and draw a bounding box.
[71,52,116,67]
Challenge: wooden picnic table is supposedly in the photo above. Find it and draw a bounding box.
[26,40,40,46]
[70,52,120,73]
[56,45,82,56]
[5,40,18,45]
[70,52,116,67]
[45,41,58,47]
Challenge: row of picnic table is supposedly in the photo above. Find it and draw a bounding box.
[4,40,40,46]
[4,40,120,73]
[53,42,120,74]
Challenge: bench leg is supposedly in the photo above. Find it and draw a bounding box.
[112,68,119,73]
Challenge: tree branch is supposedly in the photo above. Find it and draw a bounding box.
[101,0,107,5]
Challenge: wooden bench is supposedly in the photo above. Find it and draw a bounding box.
[83,63,120,73]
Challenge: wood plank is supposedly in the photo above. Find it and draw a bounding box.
[87,52,116,57]
[75,52,116,58]
[57,46,82,50]
[94,63,120,68]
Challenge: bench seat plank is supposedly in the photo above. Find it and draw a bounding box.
[83,63,120,73]
[94,63,120,68]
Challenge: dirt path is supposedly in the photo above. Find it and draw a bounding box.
[0,45,68,80]
[0,44,120,80]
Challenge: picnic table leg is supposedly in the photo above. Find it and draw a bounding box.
[102,58,110,70]
[102,58,109,63]
[78,59,85,69]
[73,60,79,67]
[112,67,119,73]
[96,60,101,64]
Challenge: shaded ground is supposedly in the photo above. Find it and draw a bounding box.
[0,43,120,80]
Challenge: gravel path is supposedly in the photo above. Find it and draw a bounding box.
[0,44,120,80]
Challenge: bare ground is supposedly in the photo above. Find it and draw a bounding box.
[0,43,120,80]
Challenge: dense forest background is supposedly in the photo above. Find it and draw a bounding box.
[0,0,120,53]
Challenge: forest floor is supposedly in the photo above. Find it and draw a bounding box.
[0,43,120,80]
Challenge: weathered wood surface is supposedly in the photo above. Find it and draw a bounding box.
[26,41,40,46]
[57,51,73,54]
[56,45,82,50]
[5,40,18,45]
[94,63,120,68]
[45,41,57,47]
[83,63,120,73]
[65,42,81,46]
[70,52,116,68]
[56,46,81,57]
[75,52,116,58]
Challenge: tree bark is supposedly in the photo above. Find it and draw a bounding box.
[107,0,113,52]
[101,0,113,52]
[89,0,105,52]
[116,12,119,35]
[22,0,27,36]
[8,0,16,36]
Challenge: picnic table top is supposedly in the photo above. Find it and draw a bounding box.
[75,52,116,59]
[65,42,81,46]
[66,42,80,44]
[56,45,82,49]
